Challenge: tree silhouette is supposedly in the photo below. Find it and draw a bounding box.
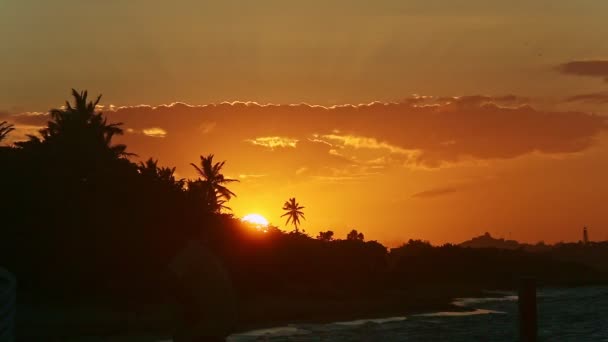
[138,158,185,192]
[317,230,334,241]
[281,197,305,233]
[186,179,233,213]
[0,121,14,142]
[19,89,128,157]
[347,229,364,241]
[190,154,238,213]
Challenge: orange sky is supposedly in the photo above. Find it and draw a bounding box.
[2,1,608,245]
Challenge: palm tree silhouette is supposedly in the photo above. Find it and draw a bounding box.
[190,154,238,212]
[281,197,305,233]
[21,89,128,157]
[138,158,185,191]
[0,121,14,142]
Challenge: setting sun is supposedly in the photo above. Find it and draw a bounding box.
[242,214,269,228]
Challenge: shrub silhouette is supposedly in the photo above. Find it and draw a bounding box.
[317,230,334,241]
[347,229,365,241]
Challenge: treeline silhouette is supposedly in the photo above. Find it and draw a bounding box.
[1,90,607,336]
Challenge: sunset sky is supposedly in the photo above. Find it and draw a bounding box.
[3,1,608,245]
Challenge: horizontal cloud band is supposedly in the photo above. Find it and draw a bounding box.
[2,96,606,171]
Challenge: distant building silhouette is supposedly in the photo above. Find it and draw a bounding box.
[583,226,589,245]
[460,232,520,249]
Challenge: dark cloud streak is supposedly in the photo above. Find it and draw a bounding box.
[556,60,608,81]
[565,92,608,104]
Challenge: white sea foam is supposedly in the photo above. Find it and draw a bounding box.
[333,316,407,326]
[452,295,518,307]
[227,325,310,341]
[416,308,505,317]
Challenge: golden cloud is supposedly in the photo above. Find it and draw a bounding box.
[142,127,167,138]
[246,136,298,149]
[319,134,410,154]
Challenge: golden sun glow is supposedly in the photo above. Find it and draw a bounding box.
[242,214,269,228]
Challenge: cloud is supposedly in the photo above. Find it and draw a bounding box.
[295,167,309,175]
[0,124,41,145]
[239,174,266,180]
[312,165,381,183]
[318,134,410,154]
[142,127,167,138]
[4,96,605,175]
[246,136,298,149]
[564,92,608,104]
[435,95,530,107]
[412,187,458,199]
[556,60,608,81]
[199,121,216,134]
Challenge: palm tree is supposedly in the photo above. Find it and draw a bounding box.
[190,154,238,212]
[0,121,14,142]
[281,197,305,233]
[138,158,185,192]
[20,89,128,157]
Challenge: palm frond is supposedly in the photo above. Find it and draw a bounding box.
[0,121,15,142]
[190,163,205,177]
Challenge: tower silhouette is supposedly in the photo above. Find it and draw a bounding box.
[583,226,589,245]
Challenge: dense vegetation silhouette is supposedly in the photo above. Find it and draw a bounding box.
[1,90,608,339]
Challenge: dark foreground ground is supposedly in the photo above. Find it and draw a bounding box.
[18,285,608,341]
[17,286,483,341]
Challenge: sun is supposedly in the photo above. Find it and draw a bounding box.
[242,213,269,228]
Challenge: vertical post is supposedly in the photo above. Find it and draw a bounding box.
[518,277,537,342]
[583,227,589,245]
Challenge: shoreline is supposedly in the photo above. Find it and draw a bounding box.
[232,287,488,335]
[233,283,607,336]
[18,285,606,340]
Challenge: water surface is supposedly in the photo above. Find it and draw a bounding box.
[227,287,608,341]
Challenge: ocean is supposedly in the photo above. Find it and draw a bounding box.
[227,287,608,341]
